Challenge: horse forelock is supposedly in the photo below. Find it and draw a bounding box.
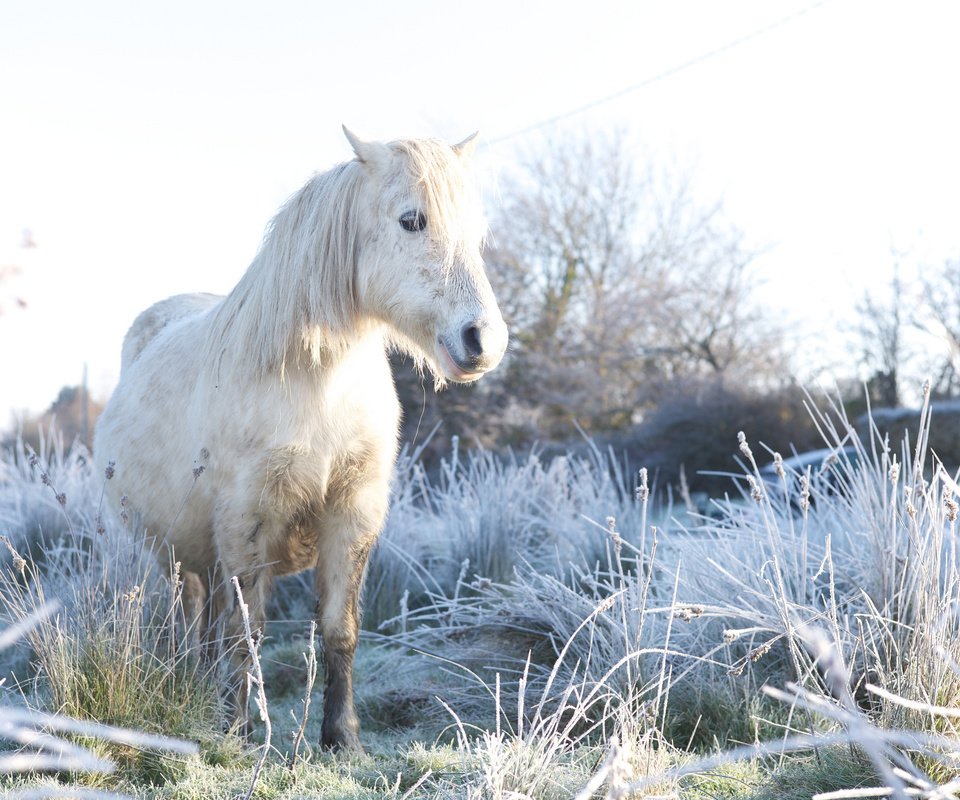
[389,138,487,269]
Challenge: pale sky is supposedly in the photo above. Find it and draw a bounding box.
[2,0,959,425]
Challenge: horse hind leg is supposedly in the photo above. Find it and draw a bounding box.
[194,565,230,665]
[178,570,208,649]
[214,522,274,737]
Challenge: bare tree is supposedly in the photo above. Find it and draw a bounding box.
[917,259,960,399]
[854,266,907,408]
[484,130,789,436]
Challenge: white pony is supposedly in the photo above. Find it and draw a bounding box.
[94,127,508,752]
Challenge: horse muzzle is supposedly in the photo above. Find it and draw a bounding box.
[438,317,508,383]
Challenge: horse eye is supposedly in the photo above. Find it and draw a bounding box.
[399,210,427,233]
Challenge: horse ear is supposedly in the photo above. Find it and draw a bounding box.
[452,131,479,159]
[342,125,387,169]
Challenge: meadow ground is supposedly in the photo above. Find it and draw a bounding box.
[1,392,959,799]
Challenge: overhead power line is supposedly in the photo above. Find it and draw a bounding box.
[489,0,831,145]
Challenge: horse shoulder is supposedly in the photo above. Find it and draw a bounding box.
[120,292,223,372]
[324,381,399,537]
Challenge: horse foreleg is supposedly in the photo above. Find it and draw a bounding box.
[314,521,376,753]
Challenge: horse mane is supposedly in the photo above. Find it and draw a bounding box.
[203,160,366,381]
[204,137,483,383]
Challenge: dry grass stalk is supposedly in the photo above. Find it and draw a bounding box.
[288,619,317,768]
[232,576,271,800]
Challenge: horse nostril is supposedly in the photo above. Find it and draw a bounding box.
[461,323,484,361]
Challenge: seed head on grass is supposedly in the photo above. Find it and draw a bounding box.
[606,516,622,557]
[596,594,618,614]
[1,536,27,577]
[94,460,116,535]
[943,485,958,523]
[749,639,774,662]
[773,452,785,480]
[25,449,75,533]
[675,605,704,623]
[738,431,755,466]
[636,468,649,503]
[800,472,811,514]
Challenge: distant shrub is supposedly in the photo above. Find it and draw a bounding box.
[609,378,824,495]
[857,399,960,471]
[2,384,104,454]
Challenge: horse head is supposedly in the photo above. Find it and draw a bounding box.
[343,126,508,384]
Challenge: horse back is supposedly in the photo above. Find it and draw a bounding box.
[120,292,222,373]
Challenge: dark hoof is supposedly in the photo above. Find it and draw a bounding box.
[320,730,364,755]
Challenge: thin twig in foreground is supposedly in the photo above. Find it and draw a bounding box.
[232,576,271,800]
[288,619,317,768]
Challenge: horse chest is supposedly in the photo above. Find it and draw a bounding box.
[261,439,387,574]
[262,437,367,508]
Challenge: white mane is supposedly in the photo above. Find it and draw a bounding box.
[206,161,367,379]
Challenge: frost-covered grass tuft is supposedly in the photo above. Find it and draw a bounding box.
[365,437,667,636]
[0,443,224,789]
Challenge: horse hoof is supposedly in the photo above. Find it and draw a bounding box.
[320,732,364,755]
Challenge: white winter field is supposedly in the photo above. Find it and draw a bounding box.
[0,392,958,799]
